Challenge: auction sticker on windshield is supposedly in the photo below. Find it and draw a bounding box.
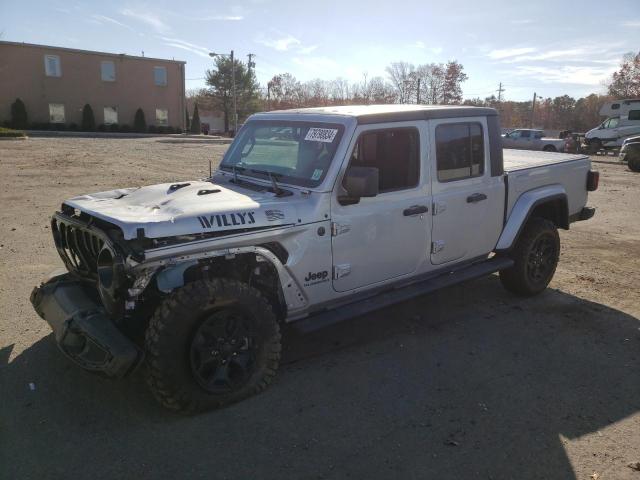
[305,128,338,143]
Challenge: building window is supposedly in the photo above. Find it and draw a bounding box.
[104,107,118,125]
[49,104,65,123]
[436,123,484,182]
[156,108,169,126]
[44,55,61,77]
[154,66,167,86]
[628,110,640,121]
[101,61,116,81]
[348,128,420,193]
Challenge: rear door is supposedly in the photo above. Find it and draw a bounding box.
[429,117,504,265]
[331,122,431,292]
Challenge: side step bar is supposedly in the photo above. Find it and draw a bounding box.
[293,256,514,334]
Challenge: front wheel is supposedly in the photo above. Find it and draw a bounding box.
[627,149,640,172]
[145,278,281,413]
[543,145,557,152]
[499,217,560,296]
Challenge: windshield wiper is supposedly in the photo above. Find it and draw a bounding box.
[249,169,285,196]
[220,164,246,183]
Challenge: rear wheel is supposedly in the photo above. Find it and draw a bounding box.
[589,138,602,154]
[543,145,557,152]
[145,278,281,413]
[627,149,640,172]
[499,217,560,296]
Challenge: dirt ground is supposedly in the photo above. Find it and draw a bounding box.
[1,137,639,480]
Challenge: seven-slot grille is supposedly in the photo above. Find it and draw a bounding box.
[52,214,106,278]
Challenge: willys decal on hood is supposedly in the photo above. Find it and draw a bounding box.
[63,178,307,240]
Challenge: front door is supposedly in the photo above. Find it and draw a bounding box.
[331,123,431,292]
[429,118,504,265]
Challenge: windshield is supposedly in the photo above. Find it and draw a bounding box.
[220,120,345,187]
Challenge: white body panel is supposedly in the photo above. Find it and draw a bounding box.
[586,99,640,148]
[56,105,593,322]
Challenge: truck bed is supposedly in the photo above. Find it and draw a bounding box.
[504,149,589,171]
[503,150,591,219]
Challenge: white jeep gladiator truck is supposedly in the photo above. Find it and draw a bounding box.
[31,105,599,413]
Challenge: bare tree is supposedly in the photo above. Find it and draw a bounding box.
[608,51,640,99]
[385,62,416,103]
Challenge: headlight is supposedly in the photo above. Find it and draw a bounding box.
[97,247,126,317]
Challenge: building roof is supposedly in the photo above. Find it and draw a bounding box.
[258,104,498,124]
[0,40,186,64]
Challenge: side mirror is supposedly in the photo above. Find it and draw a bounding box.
[340,166,379,205]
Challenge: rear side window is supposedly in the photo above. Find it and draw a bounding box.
[349,128,420,192]
[629,110,640,121]
[436,123,484,182]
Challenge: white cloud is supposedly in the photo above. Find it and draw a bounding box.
[258,33,301,51]
[487,47,536,59]
[161,37,210,58]
[292,56,339,73]
[201,15,243,21]
[120,8,169,33]
[510,19,534,25]
[91,14,134,31]
[622,20,640,27]
[413,41,425,49]
[507,65,616,86]
[297,45,318,54]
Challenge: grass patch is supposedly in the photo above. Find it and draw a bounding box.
[0,127,26,138]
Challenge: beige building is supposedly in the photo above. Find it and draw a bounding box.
[0,41,186,130]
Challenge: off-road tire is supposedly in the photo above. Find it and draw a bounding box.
[499,217,560,297]
[589,138,602,155]
[627,150,640,172]
[145,278,281,413]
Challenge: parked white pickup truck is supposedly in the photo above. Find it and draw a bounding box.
[31,105,599,413]
[502,128,566,152]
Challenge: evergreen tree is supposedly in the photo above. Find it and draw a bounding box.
[81,104,95,131]
[133,108,146,133]
[10,98,28,129]
[190,103,201,134]
[185,106,190,132]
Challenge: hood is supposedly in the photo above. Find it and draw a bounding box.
[64,177,315,240]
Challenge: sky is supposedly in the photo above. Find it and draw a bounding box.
[1,0,639,101]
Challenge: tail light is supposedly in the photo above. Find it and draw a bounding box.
[587,170,599,191]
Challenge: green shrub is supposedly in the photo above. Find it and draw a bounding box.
[81,104,95,131]
[10,98,28,129]
[120,124,131,133]
[53,123,67,131]
[190,103,201,134]
[97,124,106,132]
[0,127,26,138]
[68,123,78,131]
[148,125,158,133]
[133,108,146,132]
[109,123,119,132]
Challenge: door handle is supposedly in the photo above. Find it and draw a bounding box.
[403,205,428,216]
[466,193,487,203]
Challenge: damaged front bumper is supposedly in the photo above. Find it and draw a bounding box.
[30,274,141,377]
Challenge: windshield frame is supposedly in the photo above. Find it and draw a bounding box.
[219,120,346,188]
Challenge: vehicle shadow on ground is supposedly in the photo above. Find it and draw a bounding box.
[2,275,639,479]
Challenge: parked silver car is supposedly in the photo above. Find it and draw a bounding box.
[502,129,566,152]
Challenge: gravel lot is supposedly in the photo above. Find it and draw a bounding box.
[1,137,639,480]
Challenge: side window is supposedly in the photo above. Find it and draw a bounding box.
[436,123,484,182]
[104,106,118,125]
[49,103,65,123]
[520,130,531,138]
[628,110,640,121]
[604,117,620,128]
[348,128,419,193]
[156,108,169,126]
[154,66,167,86]
[534,131,543,139]
[44,55,61,77]
[101,61,116,81]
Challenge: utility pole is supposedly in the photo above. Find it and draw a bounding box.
[416,77,421,104]
[497,82,505,102]
[530,92,537,128]
[247,53,255,71]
